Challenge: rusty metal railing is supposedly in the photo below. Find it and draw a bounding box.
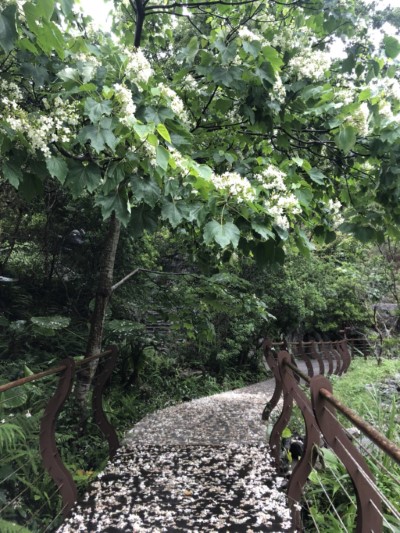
[262,340,400,532]
[0,346,119,526]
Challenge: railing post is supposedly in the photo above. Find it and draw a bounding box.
[298,341,314,377]
[39,358,77,517]
[262,339,283,421]
[268,351,294,467]
[338,340,351,373]
[277,352,321,531]
[310,375,382,533]
[92,345,119,459]
[311,341,325,375]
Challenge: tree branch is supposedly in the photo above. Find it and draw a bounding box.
[112,267,201,292]
[146,0,261,10]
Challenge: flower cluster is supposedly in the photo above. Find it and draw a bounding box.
[212,171,256,202]
[157,83,189,124]
[254,165,286,191]
[384,77,400,101]
[125,49,153,86]
[75,52,101,82]
[238,26,263,42]
[271,76,286,104]
[264,191,301,230]
[288,49,332,81]
[113,84,137,126]
[345,102,369,137]
[1,86,79,158]
[327,198,344,226]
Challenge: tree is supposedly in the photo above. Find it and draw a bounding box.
[1,0,399,379]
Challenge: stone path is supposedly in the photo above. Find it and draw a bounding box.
[58,379,295,532]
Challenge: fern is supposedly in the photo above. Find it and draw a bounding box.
[0,423,25,452]
[0,518,32,533]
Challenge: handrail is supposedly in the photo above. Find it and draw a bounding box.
[280,356,400,465]
[262,339,400,531]
[0,346,119,522]
[0,348,113,393]
[319,386,400,465]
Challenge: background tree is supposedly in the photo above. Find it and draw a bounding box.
[1,0,399,377]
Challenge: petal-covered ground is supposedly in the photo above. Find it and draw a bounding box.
[58,380,295,532]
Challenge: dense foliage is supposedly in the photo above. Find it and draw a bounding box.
[1,0,400,530]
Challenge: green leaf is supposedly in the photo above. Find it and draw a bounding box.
[57,67,80,82]
[133,123,154,139]
[36,19,65,59]
[156,123,171,143]
[0,518,32,533]
[21,63,49,86]
[335,125,356,154]
[31,315,70,330]
[242,39,261,57]
[36,0,55,20]
[251,221,274,240]
[383,35,400,59]
[95,191,130,226]
[0,5,17,53]
[46,156,68,184]
[295,229,314,257]
[156,145,170,170]
[129,204,159,237]
[79,118,117,153]
[131,175,161,207]
[65,162,102,196]
[2,161,22,188]
[161,201,185,228]
[84,98,112,123]
[294,188,313,206]
[307,168,326,185]
[204,220,240,248]
[103,161,126,194]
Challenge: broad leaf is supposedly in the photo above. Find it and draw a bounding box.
[46,157,68,184]
[65,162,102,196]
[204,220,240,248]
[95,191,130,226]
[335,125,357,154]
[156,145,170,170]
[161,201,186,228]
[0,5,17,53]
[84,98,112,123]
[307,168,326,185]
[79,118,117,153]
[131,175,161,207]
[383,36,400,59]
[2,161,22,188]
[156,123,171,143]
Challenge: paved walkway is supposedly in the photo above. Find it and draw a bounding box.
[58,379,295,532]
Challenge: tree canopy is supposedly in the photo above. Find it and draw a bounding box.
[1,0,400,264]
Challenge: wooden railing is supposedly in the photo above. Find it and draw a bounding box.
[0,347,119,526]
[263,339,400,532]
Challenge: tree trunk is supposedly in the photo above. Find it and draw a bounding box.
[75,212,121,403]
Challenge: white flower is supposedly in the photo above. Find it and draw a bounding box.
[238,27,262,42]
[271,76,286,104]
[346,102,369,137]
[125,49,153,86]
[212,171,256,202]
[255,165,287,191]
[157,83,189,124]
[288,49,332,80]
[113,83,137,126]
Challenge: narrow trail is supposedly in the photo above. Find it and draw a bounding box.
[59,378,296,532]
